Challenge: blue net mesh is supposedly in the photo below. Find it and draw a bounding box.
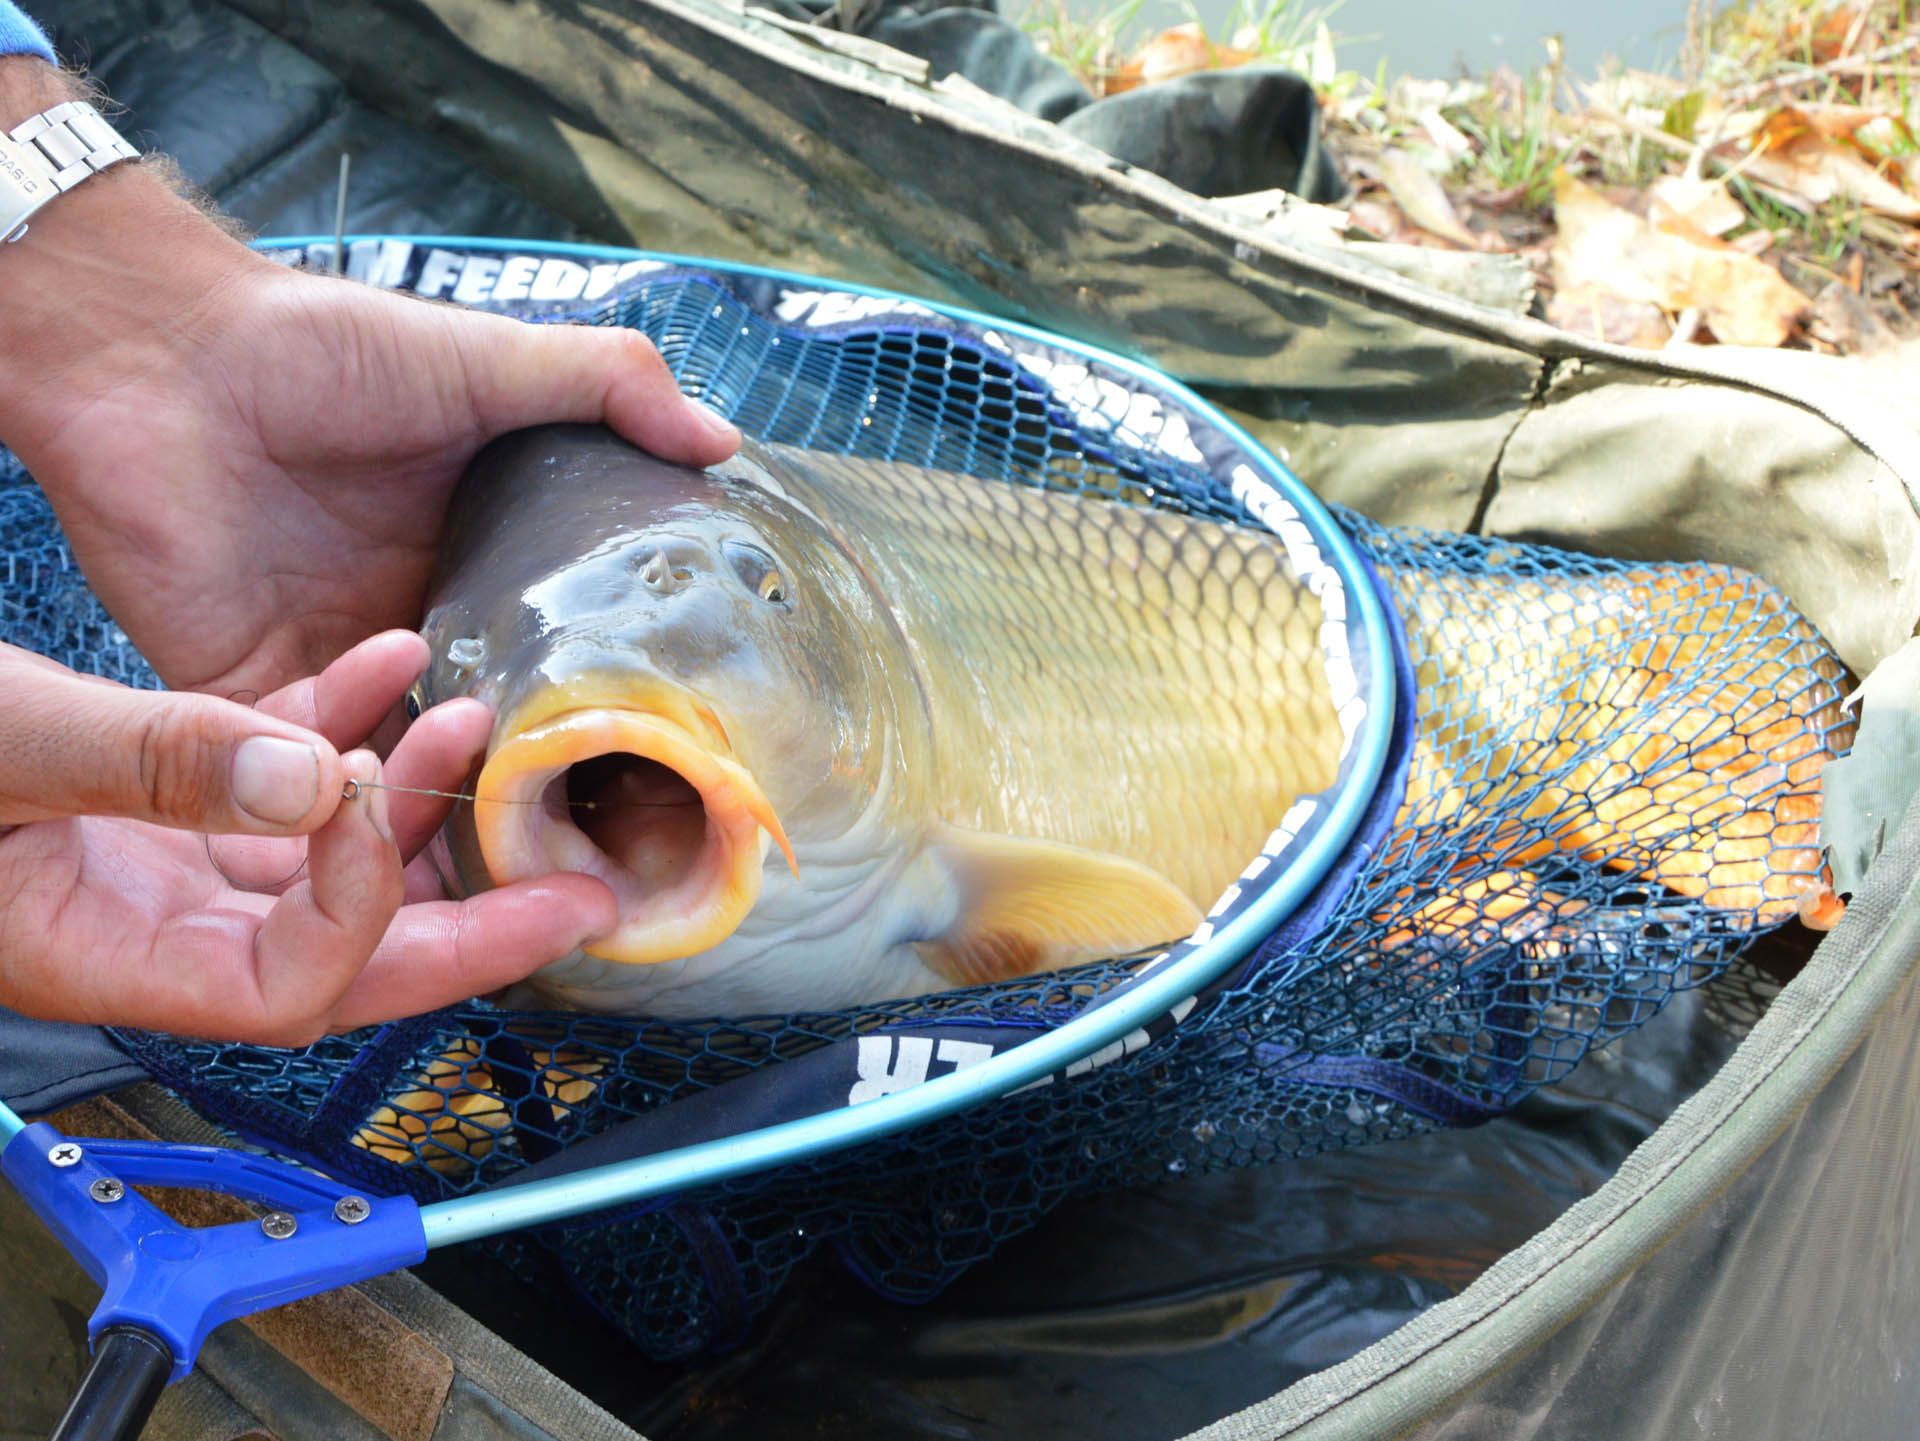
[0,250,1853,1359]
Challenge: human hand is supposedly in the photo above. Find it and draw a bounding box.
[0,59,738,699]
[0,631,617,1043]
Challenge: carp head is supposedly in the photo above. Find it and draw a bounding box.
[417,424,925,970]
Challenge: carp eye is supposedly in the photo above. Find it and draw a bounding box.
[725,541,790,607]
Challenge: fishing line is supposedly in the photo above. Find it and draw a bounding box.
[209,671,692,897]
[204,834,307,893]
[208,779,697,893]
[342,779,699,811]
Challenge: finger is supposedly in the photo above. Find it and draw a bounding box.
[382,696,493,859]
[320,876,618,1029]
[0,643,345,834]
[454,312,740,467]
[257,631,430,749]
[246,751,403,1040]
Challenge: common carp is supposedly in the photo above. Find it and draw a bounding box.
[416,425,1346,1017]
[365,424,1851,1167]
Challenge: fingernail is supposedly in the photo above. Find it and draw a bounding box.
[690,397,739,442]
[232,737,321,825]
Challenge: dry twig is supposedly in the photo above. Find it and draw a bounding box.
[1580,96,1917,250]
[1720,32,1920,107]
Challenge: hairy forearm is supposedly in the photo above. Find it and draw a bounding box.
[0,56,270,469]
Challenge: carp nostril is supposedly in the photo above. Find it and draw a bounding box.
[447,636,487,673]
[635,545,703,592]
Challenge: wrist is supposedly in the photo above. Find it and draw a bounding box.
[0,54,72,125]
[0,58,271,476]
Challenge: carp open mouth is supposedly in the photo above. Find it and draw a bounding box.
[472,709,795,964]
[561,754,706,886]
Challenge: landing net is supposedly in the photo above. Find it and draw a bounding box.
[0,244,1851,1358]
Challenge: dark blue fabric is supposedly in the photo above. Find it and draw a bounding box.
[494,1022,1053,1190]
[0,1,53,60]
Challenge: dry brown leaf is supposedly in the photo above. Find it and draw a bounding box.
[1759,6,1874,64]
[1552,172,1664,305]
[1377,149,1477,247]
[1418,107,1474,160]
[1807,278,1899,353]
[1746,106,1920,221]
[1648,175,1746,237]
[1746,138,1920,220]
[1754,103,1872,148]
[1551,171,1808,348]
[1546,287,1673,347]
[1346,195,1403,240]
[1105,22,1255,95]
[1651,209,1810,345]
[1100,58,1144,96]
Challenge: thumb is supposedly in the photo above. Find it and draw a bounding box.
[452,310,741,467]
[0,646,346,835]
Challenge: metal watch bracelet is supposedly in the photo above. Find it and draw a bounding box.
[0,101,139,244]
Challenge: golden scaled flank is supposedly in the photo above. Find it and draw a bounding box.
[803,454,1342,907]
[1401,565,1849,927]
[353,1041,604,1172]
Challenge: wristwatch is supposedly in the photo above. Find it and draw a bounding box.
[0,101,139,244]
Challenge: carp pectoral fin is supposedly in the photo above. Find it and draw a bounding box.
[914,826,1204,988]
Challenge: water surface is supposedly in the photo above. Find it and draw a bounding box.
[1024,0,1689,80]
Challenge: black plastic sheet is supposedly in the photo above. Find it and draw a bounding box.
[0,1007,146,1115]
[45,0,580,239]
[765,0,1346,200]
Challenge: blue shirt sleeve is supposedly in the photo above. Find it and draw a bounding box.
[0,0,54,62]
